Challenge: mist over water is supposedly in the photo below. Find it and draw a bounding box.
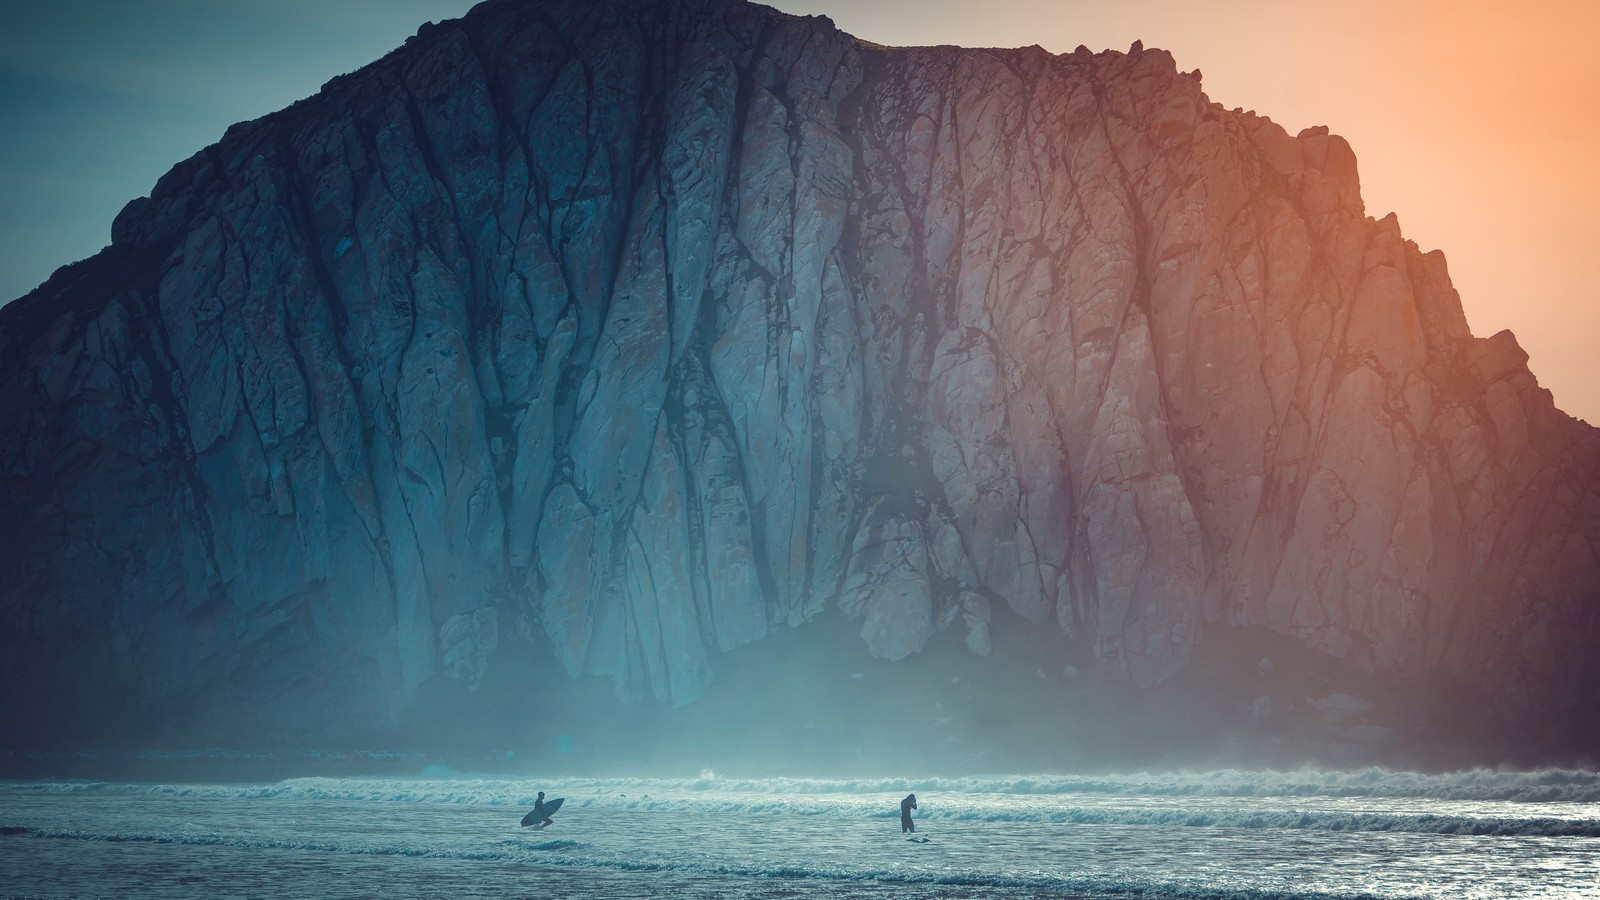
[10,603,1583,785]
[372,605,1596,778]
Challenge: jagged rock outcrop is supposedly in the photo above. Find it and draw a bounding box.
[2,0,1597,740]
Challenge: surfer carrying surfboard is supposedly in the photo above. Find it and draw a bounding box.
[530,791,554,827]
[901,793,917,833]
[520,792,564,827]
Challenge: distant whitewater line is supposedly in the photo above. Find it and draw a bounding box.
[14,766,1591,802]
[94,766,1600,804]
[550,768,1600,803]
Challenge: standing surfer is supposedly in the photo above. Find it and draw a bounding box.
[901,793,918,833]
[533,791,554,827]
[523,791,555,828]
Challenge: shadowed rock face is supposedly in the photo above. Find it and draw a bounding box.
[1,0,1597,743]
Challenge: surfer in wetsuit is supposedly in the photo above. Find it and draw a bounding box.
[901,793,918,833]
[531,791,554,827]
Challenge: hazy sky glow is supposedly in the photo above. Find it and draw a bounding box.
[2,0,1595,422]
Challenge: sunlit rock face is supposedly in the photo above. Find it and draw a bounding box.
[1,0,1596,739]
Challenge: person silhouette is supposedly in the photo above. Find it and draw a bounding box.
[524,791,554,828]
[901,793,918,833]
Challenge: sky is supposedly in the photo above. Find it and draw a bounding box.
[1,0,1595,423]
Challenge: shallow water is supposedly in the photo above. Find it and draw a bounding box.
[2,769,1597,898]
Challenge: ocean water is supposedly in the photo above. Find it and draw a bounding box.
[2,768,1598,898]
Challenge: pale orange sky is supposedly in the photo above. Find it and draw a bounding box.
[769,0,1600,425]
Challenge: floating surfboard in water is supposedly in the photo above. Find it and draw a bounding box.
[520,797,564,827]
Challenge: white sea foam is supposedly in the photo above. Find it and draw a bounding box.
[21,780,114,793]
[15,762,1600,803]
[128,766,1600,804]
[640,768,1600,803]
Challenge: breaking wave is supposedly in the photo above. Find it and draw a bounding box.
[125,766,1600,804]
[644,768,1600,803]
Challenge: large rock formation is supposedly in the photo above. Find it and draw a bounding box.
[2,0,1597,743]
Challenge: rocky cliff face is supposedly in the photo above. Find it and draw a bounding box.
[2,0,1597,743]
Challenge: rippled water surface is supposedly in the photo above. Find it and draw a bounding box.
[2,769,1598,898]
